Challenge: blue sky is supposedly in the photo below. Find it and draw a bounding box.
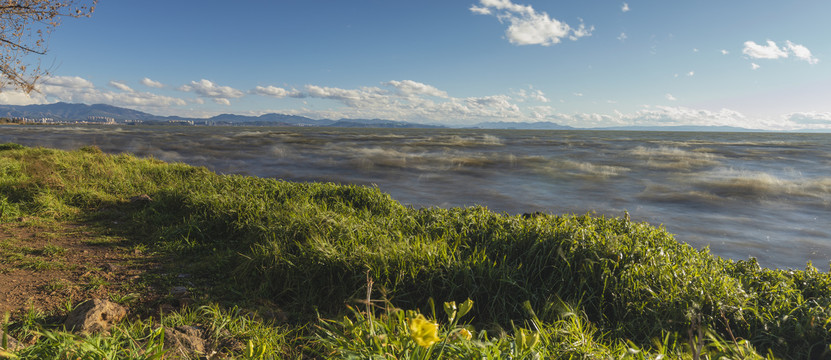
[2,0,830,130]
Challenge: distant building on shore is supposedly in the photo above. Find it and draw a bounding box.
[87,116,116,124]
[12,117,55,124]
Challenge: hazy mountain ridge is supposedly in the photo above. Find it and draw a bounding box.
[471,121,575,130]
[0,102,793,132]
[0,103,442,128]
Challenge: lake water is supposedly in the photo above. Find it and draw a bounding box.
[2,125,830,269]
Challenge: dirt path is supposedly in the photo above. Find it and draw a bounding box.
[0,217,152,318]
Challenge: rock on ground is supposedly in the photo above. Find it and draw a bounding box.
[64,299,127,335]
[164,325,208,359]
[1,330,23,351]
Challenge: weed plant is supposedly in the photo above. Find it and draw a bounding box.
[1,143,830,358]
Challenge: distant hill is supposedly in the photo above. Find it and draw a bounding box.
[471,121,575,130]
[4,102,818,132]
[0,102,440,128]
[0,102,157,121]
[208,113,335,126]
[329,118,446,128]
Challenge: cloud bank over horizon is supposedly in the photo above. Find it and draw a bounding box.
[1,75,830,131]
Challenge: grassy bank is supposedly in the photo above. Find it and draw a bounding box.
[1,143,830,359]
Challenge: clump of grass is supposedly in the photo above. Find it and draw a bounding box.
[2,143,831,358]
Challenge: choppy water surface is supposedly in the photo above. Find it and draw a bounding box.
[3,125,830,269]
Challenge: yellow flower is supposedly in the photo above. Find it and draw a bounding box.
[457,328,473,341]
[408,314,441,347]
[516,328,540,352]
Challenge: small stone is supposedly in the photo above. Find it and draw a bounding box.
[158,303,175,314]
[171,286,188,297]
[164,326,206,358]
[64,299,127,335]
[0,330,23,351]
[129,194,153,203]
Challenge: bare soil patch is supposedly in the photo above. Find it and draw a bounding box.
[0,217,154,318]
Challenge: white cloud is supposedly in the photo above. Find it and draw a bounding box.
[618,32,627,41]
[625,106,748,127]
[721,49,729,55]
[384,80,449,98]
[785,112,831,125]
[470,0,593,46]
[743,40,819,64]
[32,75,188,110]
[621,3,629,12]
[751,63,761,70]
[687,71,695,77]
[515,87,549,103]
[743,40,788,60]
[178,79,245,103]
[252,85,302,98]
[470,5,491,15]
[109,81,133,92]
[0,90,46,105]
[29,76,831,131]
[41,76,94,89]
[786,41,819,64]
[141,77,165,88]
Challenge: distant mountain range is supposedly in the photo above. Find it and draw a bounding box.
[0,102,446,128]
[0,102,782,132]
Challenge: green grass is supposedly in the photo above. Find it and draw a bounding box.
[1,142,831,358]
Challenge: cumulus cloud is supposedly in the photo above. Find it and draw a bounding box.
[743,40,819,64]
[515,87,549,103]
[252,85,302,98]
[743,40,789,60]
[786,41,819,64]
[618,32,627,41]
[303,84,389,107]
[41,76,94,89]
[621,3,629,12]
[665,93,677,101]
[384,80,448,98]
[141,77,165,88]
[0,90,46,105]
[624,106,749,128]
[751,63,761,70]
[784,112,831,126]
[276,80,534,123]
[109,81,133,92]
[32,75,188,109]
[721,49,729,55]
[178,79,245,105]
[470,0,593,46]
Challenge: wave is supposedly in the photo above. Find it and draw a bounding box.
[628,146,722,171]
[409,134,504,147]
[692,170,831,201]
[636,183,722,205]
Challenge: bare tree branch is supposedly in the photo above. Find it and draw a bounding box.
[0,0,96,93]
